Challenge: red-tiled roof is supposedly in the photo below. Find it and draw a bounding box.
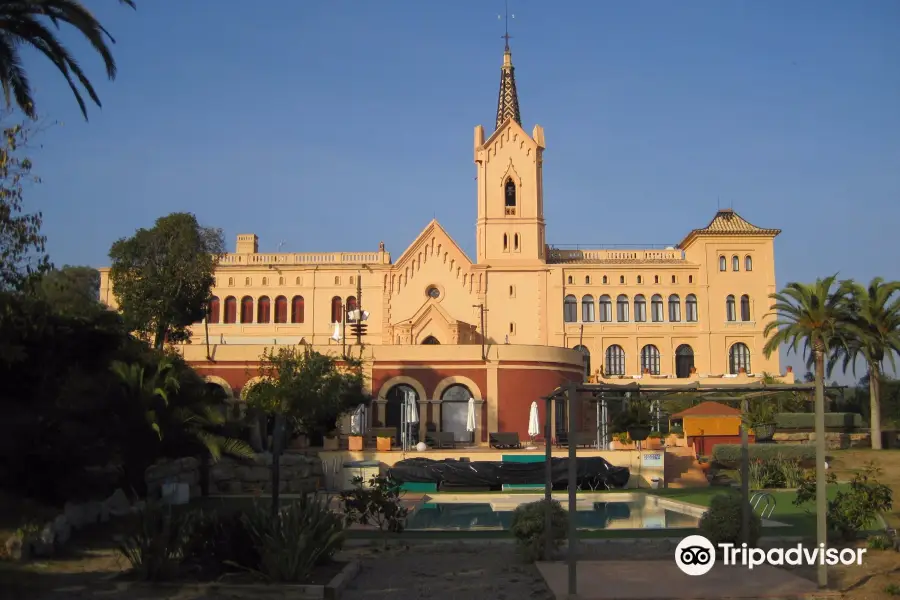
[671,401,741,418]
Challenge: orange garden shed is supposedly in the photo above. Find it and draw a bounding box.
[670,401,754,456]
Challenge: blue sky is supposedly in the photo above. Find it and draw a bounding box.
[18,1,900,380]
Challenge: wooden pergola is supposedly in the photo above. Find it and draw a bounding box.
[541,379,836,597]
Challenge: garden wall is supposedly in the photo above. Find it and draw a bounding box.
[772,431,870,449]
[145,451,324,498]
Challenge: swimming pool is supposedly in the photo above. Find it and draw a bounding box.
[405,492,706,531]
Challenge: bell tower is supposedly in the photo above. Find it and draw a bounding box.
[474,42,546,265]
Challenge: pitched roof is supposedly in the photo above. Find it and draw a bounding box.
[671,401,742,418]
[677,209,781,248]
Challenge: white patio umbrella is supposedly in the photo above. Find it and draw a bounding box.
[527,401,541,447]
[405,395,419,424]
[466,398,476,444]
[350,403,365,435]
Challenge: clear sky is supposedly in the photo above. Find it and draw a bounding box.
[19,0,900,380]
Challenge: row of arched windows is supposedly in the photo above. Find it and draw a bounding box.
[566,274,693,285]
[207,295,358,324]
[563,294,699,324]
[572,342,752,377]
[217,275,354,287]
[720,255,753,272]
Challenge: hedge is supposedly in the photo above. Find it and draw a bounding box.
[711,444,816,464]
[774,412,866,430]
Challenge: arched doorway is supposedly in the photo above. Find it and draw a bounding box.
[675,345,695,378]
[422,336,440,345]
[385,384,418,442]
[440,384,472,442]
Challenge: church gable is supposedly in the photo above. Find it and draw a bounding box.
[481,119,540,164]
[390,299,478,346]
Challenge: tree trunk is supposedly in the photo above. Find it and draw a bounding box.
[814,349,828,589]
[870,365,883,450]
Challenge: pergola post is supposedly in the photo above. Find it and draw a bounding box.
[566,380,578,598]
[544,394,553,560]
[740,397,750,545]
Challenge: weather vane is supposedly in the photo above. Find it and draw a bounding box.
[498,0,514,49]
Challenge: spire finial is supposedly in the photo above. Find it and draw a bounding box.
[495,0,520,130]
[501,0,513,51]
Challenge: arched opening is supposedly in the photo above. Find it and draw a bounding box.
[726,295,736,321]
[640,344,661,375]
[223,296,237,323]
[330,296,343,323]
[573,345,590,380]
[240,296,253,324]
[514,233,519,250]
[675,345,695,378]
[732,255,740,271]
[616,294,629,322]
[740,294,751,321]
[686,294,698,322]
[503,233,508,251]
[346,296,357,321]
[385,384,419,442]
[207,296,220,324]
[256,296,271,323]
[605,345,625,376]
[598,295,612,322]
[634,295,647,322]
[729,342,751,374]
[505,178,516,214]
[719,256,727,272]
[274,296,288,323]
[745,255,753,271]
[581,295,595,322]
[205,382,230,403]
[650,294,664,322]
[440,384,472,442]
[668,294,681,322]
[563,295,577,323]
[291,296,304,323]
[422,336,440,345]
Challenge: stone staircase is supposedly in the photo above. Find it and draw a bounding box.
[664,445,709,488]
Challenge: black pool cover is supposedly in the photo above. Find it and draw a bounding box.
[387,457,630,490]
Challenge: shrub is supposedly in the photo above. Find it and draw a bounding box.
[746,456,805,489]
[867,533,893,550]
[794,463,893,541]
[612,432,629,444]
[648,431,663,439]
[241,495,345,582]
[712,444,814,465]
[775,457,805,488]
[774,412,866,430]
[509,499,567,562]
[116,501,191,581]
[181,509,260,577]
[340,474,408,547]
[698,492,761,547]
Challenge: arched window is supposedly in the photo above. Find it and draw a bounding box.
[291,295,304,323]
[598,295,612,322]
[567,275,573,284]
[274,296,288,323]
[740,294,751,321]
[732,255,740,271]
[224,296,237,323]
[505,178,517,214]
[514,233,520,250]
[616,294,629,322]
[330,296,343,323]
[745,255,753,271]
[685,294,698,322]
[585,276,591,284]
[385,384,419,433]
[227,277,234,287]
[651,294,664,322]
[207,296,220,324]
[240,296,254,323]
[634,294,647,322]
[581,295,595,322]
[726,295,737,321]
[602,275,608,284]
[573,345,591,380]
[422,336,440,345]
[346,296,358,321]
[605,345,625,376]
[640,344,661,375]
[564,295,577,323]
[257,296,271,323]
[654,275,659,284]
[262,277,268,286]
[503,233,509,251]
[675,344,695,378]
[295,276,301,285]
[672,275,677,284]
[619,275,625,284]
[441,384,473,442]
[334,276,340,285]
[719,256,726,272]
[637,275,643,284]
[729,342,751,374]
[245,277,251,286]
[668,294,681,322]
[279,276,284,285]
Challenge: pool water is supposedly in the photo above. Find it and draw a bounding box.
[405,492,703,531]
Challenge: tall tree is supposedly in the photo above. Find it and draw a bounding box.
[108,212,225,349]
[827,278,900,449]
[763,275,854,589]
[0,0,136,120]
[33,264,102,317]
[0,118,49,290]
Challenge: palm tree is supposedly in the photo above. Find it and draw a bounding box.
[763,275,855,589]
[111,356,179,439]
[827,278,900,450]
[0,0,136,119]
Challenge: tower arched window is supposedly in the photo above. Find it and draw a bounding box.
[602,275,608,285]
[729,342,751,374]
[581,295,595,322]
[240,296,254,323]
[514,233,520,251]
[726,295,737,322]
[564,295,577,323]
[598,295,612,322]
[616,294,629,322]
[274,296,288,323]
[685,294,698,322]
[605,345,625,376]
[719,256,727,272]
[732,255,740,271]
[291,295,304,323]
[650,294,664,322]
[503,233,509,251]
[330,296,343,323]
[346,296,358,321]
[634,295,647,322]
[223,296,237,323]
[640,344,661,375]
[257,296,271,323]
[745,255,753,271]
[740,294,751,321]
[668,294,681,322]
[505,178,516,215]
[207,296,220,324]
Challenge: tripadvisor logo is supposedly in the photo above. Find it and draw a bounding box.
[674,535,866,576]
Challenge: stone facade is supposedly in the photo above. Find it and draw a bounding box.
[145,452,324,498]
[773,431,871,450]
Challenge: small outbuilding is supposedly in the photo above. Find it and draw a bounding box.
[670,400,754,456]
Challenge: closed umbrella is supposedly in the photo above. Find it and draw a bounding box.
[528,401,540,446]
[466,398,476,444]
[350,403,365,435]
[405,396,419,424]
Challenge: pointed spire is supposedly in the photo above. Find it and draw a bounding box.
[495,43,521,130]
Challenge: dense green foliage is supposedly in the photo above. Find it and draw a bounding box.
[698,492,761,547]
[774,412,866,430]
[340,474,408,546]
[711,443,815,465]
[746,456,806,489]
[508,499,567,562]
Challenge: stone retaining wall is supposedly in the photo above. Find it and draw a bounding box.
[773,431,870,449]
[145,451,324,498]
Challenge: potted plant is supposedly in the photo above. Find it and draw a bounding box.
[645,431,663,450]
[666,425,685,448]
[744,401,777,442]
[609,432,633,450]
[627,424,651,442]
[376,433,392,452]
[323,429,340,451]
[348,433,364,451]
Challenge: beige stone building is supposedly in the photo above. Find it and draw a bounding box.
[98,44,790,444]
